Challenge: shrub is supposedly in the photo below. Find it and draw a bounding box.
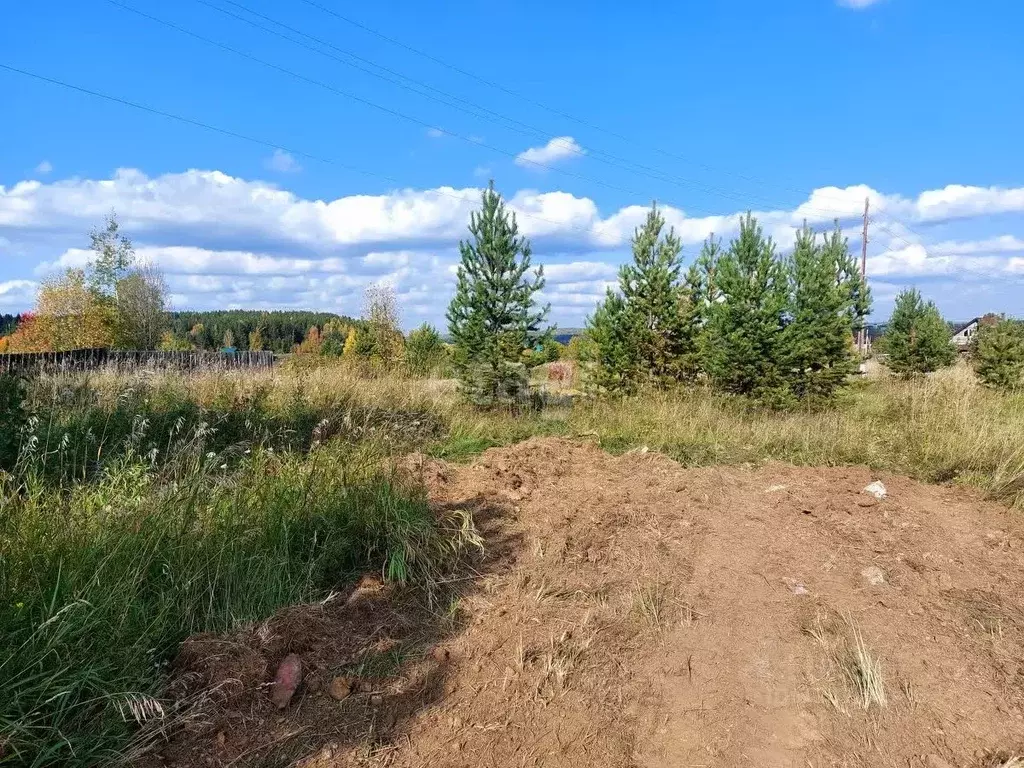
[547,361,574,385]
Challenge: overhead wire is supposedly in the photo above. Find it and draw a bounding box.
[208,0,932,250]
[106,0,923,247]
[0,62,603,238]
[195,0,793,212]
[292,0,933,243]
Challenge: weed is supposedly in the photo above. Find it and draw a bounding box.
[845,619,887,710]
[632,582,670,630]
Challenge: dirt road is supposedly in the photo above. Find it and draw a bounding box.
[156,438,1024,768]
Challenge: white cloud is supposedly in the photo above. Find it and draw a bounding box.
[837,0,883,8]
[3,168,1024,322]
[867,234,1024,278]
[6,169,1024,257]
[35,161,53,175]
[265,149,301,173]
[515,137,585,169]
[426,127,445,139]
[0,279,38,310]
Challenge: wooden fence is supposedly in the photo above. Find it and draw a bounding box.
[0,349,276,375]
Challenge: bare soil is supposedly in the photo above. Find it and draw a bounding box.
[149,438,1024,768]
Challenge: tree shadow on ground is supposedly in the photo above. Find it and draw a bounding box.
[138,494,521,768]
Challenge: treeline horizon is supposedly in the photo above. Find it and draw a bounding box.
[165,310,360,353]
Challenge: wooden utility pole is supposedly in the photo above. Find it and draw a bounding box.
[859,197,869,355]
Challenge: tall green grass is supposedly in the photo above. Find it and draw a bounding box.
[0,372,477,766]
[3,360,1024,765]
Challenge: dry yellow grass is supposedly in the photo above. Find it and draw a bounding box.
[43,359,1024,508]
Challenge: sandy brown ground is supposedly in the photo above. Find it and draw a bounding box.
[150,438,1024,768]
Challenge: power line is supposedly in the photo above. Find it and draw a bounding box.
[197,0,784,212]
[293,0,932,241]
[193,0,929,247]
[109,0,919,239]
[0,62,599,238]
[106,0,773,219]
[0,57,922,262]
[104,0,709,208]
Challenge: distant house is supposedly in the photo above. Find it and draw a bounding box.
[950,318,981,349]
[950,315,1001,349]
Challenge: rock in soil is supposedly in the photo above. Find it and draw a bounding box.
[328,676,352,701]
[270,653,302,709]
[863,480,888,499]
[861,565,887,586]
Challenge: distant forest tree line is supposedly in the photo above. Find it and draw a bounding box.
[3,203,1022,393]
[165,310,360,353]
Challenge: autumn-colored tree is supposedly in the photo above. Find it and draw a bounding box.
[158,331,193,351]
[189,323,207,349]
[248,327,266,352]
[319,319,350,357]
[115,263,168,349]
[296,326,322,354]
[35,269,118,350]
[343,328,358,357]
[9,213,167,352]
[360,284,404,366]
[4,312,50,352]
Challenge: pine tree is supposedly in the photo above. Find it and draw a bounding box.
[587,205,699,390]
[972,318,1024,390]
[586,290,634,391]
[406,323,445,376]
[446,183,549,406]
[781,222,868,401]
[681,235,722,380]
[885,288,956,375]
[703,213,790,403]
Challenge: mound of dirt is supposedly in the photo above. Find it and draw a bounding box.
[149,438,1024,768]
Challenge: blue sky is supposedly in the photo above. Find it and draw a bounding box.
[2,0,1023,328]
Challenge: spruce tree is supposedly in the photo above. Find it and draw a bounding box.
[703,213,790,403]
[885,288,956,375]
[587,205,699,390]
[447,183,549,405]
[781,222,868,401]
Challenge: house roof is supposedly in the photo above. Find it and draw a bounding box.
[950,318,982,336]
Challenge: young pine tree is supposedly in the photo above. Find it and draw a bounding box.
[680,234,723,380]
[885,288,956,375]
[703,213,790,403]
[781,222,868,401]
[405,323,446,376]
[972,318,1024,391]
[446,183,549,406]
[587,205,699,390]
